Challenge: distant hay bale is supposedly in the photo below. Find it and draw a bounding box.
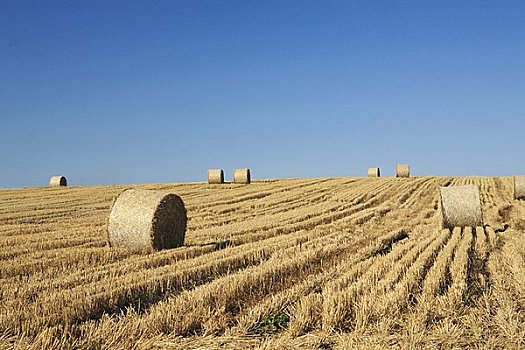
[233,168,251,184]
[208,169,224,184]
[368,168,380,177]
[514,176,525,199]
[107,189,187,252]
[439,185,483,229]
[49,176,67,187]
[396,164,410,178]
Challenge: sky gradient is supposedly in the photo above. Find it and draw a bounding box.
[1,1,524,188]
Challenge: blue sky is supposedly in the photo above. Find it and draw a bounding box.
[1,1,524,188]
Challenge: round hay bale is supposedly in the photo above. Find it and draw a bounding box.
[107,189,187,252]
[49,176,67,187]
[514,175,525,199]
[233,168,251,184]
[368,167,380,177]
[208,169,224,184]
[396,164,410,178]
[439,185,483,229]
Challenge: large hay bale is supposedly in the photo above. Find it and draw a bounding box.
[368,167,380,177]
[107,189,187,252]
[514,176,525,199]
[49,176,67,187]
[439,185,483,229]
[208,169,224,184]
[396,164,410,178]
[233,168,251,184]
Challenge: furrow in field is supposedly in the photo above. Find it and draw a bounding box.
[438,227,474,309]
[186,179,398,246]
[0,237,106,262]
[0,247,131,280]
[419,227,462,301]
[497,231,525,299]
[1,241,275,335]
[185,179,332,212]
[2,215,370,335]
[483,231,525,348]
[0,221,106,249]
[464,226,492,303]
[233,229,417,337]
[69,230,411,347]
[287,230,418,334]
[400,177,449,210]
[187,179,356,230]
[351,227,451,331]
[320,227,446,331]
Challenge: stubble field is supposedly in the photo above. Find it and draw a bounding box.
[1,176,525,349]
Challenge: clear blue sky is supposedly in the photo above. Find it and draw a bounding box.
[1,1,524,188]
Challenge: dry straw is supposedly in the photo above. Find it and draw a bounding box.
[208,169,224,184]
[396,164,410,178]
[368,167,380,177]
[514,175,525,199]
[107,189,187,252]
[233,168,251,184]
[439,185,483,229]
[49,176,67,187]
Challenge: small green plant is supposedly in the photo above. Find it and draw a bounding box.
[256,312,290,334]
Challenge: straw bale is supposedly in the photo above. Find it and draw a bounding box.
[514,176,525,199]
[233,168,251,184]
[439,185,483,229]
[368,167,380,177]
[49,176,67,187]
[208,169,224,184]
[396,164,410,178]
[107,189,187,252]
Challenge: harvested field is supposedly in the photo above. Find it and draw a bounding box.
[1,176,525,349]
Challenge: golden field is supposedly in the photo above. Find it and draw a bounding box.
[1,176,525,349]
